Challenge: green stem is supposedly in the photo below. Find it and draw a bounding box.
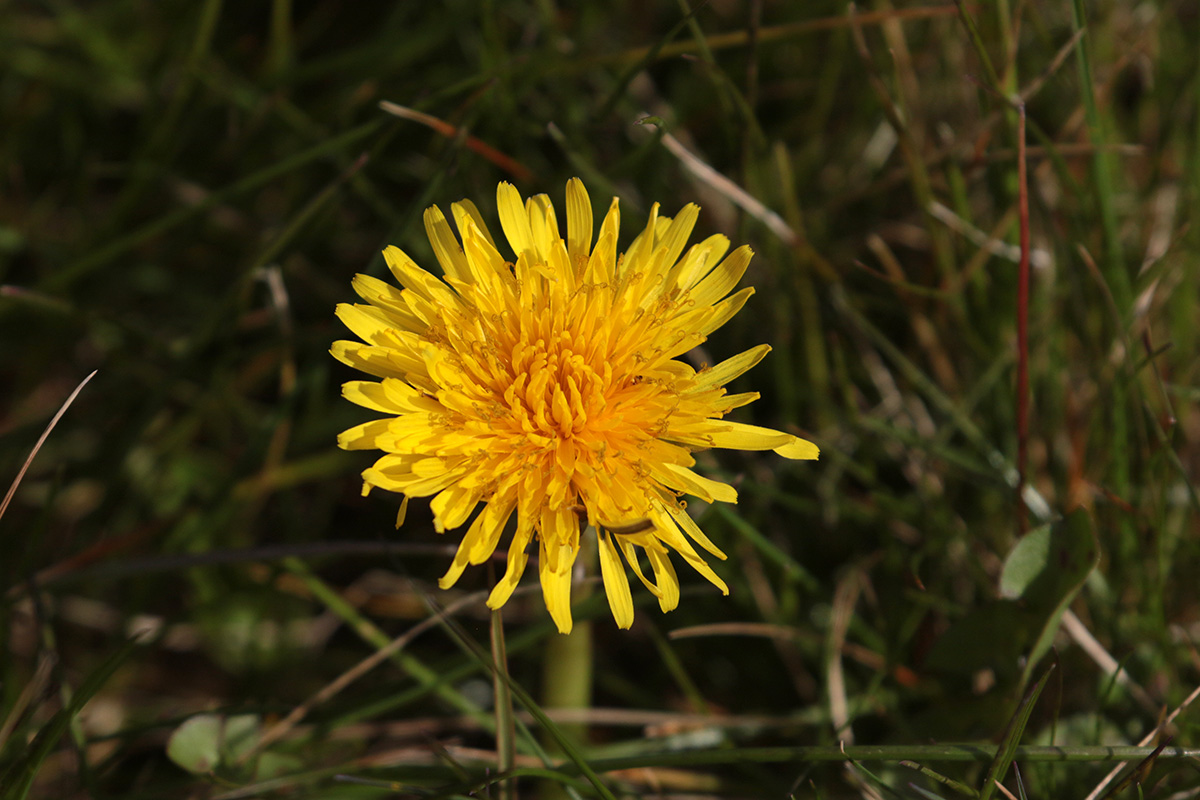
[539,530,596,798]
[541,531,596,744]
[575,744,1200,771]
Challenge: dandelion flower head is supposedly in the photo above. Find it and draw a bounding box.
[333,179,818,633]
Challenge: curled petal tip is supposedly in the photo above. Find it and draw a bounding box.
[774,437,820,460]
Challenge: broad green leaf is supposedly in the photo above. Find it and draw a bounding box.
[998,524,1054,600]
[999,510,1099,690]
[1000,511,1097,607]
[166,713,262,776]
[166,714,223,775]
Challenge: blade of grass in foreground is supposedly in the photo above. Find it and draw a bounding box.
[901,760,979,798]
[433,608,613,800]
[432,743,1200,798]
[0,635,143,800]
[279,557,494,731]
[575,744,1200,772]
[491,608,516,800]
[979,667,1054,800]
[43,119,385,291]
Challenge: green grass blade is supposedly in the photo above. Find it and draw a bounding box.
[978,668,1055,800]
[43,119,385,291]
[433,608,614,800]
[0,635,143,800]
[490,608,516,800]
[901,760,980,798]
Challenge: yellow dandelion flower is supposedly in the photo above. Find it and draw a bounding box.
[333,179,818,634]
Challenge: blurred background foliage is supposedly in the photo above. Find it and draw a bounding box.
[2,1,1199,797]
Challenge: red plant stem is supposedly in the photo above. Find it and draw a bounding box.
[1016,102,1030,535]
[377,101,534,183]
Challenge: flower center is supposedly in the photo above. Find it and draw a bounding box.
[505,325,613,442]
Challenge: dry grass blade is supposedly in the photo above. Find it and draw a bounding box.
[0,370,97,525]
[596,4,963,66]
[1083,681,1200,800]
[378,100,534,182]
[659,130,798,245]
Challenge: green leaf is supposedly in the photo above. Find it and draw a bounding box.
[1000,511,1097,605]
[998,523,1054,600]
[924,601,1031,681]
[165,713,262,777]
[166,714,223,775]
[1000,510,1099,690]
[219,714,261,764]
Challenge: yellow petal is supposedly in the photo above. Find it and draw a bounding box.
[775,437,820,460]
[497,182,534,260]
[539,542,575,634]
[720,391,760,411]
[618,539,661,598]
[469,494,517,564]
[340,380,395,414]
[688,245,753,308]
[565,177,593,263]
[460,220,510,288]
[423,205,470,282]
[430,483,479,532]
[598,532,634,629]
[672,233,731,291]
[623,202,659,274]
[646,549,679,612]
[337,419,393,450]
[696,344,771,389]
[526,193,558,262]
[342,378,433,415]
[450,198,497,248]
[650,519,729,595]
[668,419,794,451]
[587,198,621,285]
[487,524,533,610]
[657,203,699,269]
[660,499,727,559]
[381,246,440,300]
[350,274,423,329]
[335,303,394,345]
[652,462,738,504]
[697,286,754,336]
[388,466,465,497]
[439,508,490,589]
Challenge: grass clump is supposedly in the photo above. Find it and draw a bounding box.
[2,2,1199,797]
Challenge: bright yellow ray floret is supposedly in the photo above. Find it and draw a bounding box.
[333,178,818,634]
